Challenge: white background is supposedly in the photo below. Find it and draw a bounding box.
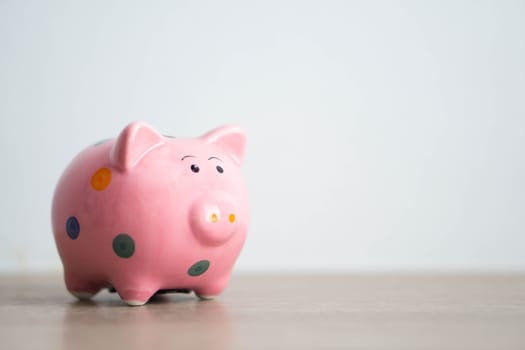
[1,0,524,273]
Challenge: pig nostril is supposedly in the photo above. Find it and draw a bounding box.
[229,214,235,223]
[210,213,218,223]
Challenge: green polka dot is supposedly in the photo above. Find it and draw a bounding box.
[188,260,210,277]
[112,234,135,258]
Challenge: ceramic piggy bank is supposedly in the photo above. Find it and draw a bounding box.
[52,122,249,306]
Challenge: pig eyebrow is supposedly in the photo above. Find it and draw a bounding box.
[208,156,222,162]
[181,155,196,161]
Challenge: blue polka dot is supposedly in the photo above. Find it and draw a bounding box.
[66,216,80,240]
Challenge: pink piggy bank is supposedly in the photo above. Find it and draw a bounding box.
[52,122,249,306]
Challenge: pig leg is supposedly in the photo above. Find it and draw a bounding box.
[194,275,230,300]
[111,278,157,306]
[117,288,157,306]
[64,272,101,300]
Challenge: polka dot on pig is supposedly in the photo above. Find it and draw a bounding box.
[112,234,135,258]
[188,260,210,277]
[91,167,112,191]
[66,216,80,240]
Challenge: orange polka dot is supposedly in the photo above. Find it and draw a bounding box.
[91,167,112,191]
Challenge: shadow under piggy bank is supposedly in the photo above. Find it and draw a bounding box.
[60,292,233,350]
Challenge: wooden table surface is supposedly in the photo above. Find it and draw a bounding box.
[1,273,525,350]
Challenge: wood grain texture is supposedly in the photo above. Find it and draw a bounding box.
[1,274,525,350]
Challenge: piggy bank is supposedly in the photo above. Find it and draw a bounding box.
[51,121,249,306]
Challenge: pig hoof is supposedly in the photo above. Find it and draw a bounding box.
[123,299,147,306]
[70,291,95,300]
[195,293,216,300]
[117,289,154,306]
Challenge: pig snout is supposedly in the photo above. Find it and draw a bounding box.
[189,192,239,246]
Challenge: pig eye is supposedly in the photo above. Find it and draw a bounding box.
[216,165,224,174]
[190,164,200,173]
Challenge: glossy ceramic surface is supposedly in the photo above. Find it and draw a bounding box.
[52,122,249,306]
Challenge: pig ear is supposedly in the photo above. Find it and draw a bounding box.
[201,125,246,165]
[110,121,165,170]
